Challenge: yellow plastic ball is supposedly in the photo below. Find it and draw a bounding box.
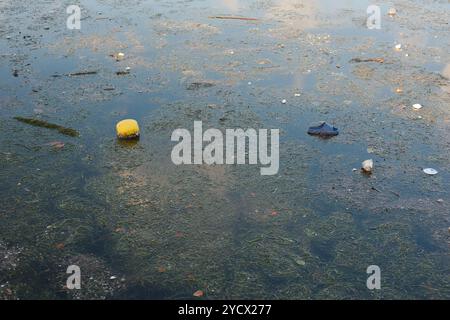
[116,119,140,139]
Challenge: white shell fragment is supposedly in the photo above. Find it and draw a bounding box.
[423,168,438,175]
[412,103,423,110]
[361,159,374,173]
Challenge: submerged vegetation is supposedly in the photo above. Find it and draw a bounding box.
[13,117,79,137]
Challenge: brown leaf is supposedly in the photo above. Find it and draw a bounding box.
[55,243,65,250]
[175,231,184,238]
[186,273,196,281]
[158,266,167,273]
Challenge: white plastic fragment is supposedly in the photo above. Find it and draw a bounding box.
[412,103,423,110]
[423,168,438,175]
[395,44,402,51]
[116,52,125,61]
[281,99,287,104]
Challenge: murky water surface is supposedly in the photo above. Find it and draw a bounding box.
[0,0,449,299]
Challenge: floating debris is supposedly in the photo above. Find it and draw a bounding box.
[350,57,384,64]
[55,243,65,250]
[186,82,215,90]
[158,266,167,273]
[110,276,117,280]
[388,8,397,16]
[14,117,79,137]
[67,71,98,77]
[361,159,374,174]
[294,257,306,266]
[208,16,258,21]
[47,141,65,149]
[307,122,339,137]
[193,290,204,297]
[116,70,130,75]
[423,168,438,175]
[294,93,301,97]
[116,52,125,61]
[395,88,403,94]
[395,44,402,51]
[281,99,287,104]
[116,119,140,140]
[412,103,423,110]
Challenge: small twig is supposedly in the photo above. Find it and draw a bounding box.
[209,16,259,21]
[390,190,400,197]
[67,71,98,76]
[371,186,381,192]
[350,58,385,64]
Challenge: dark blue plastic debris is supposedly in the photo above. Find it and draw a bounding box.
[307,122,339,137]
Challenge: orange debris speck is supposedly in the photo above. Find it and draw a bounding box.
[193,290,204,297]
